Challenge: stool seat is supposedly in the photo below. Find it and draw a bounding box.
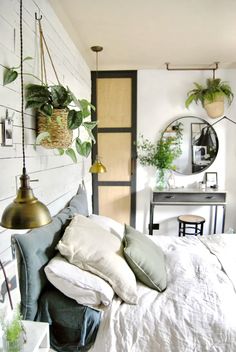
[178,215,205,224]
[178,214,205,236]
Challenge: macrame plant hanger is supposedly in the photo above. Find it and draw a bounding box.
[35,13,60,86]
[35,13,73,149]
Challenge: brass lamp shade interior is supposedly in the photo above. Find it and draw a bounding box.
[89,158,107,174]
[1,172,51,229]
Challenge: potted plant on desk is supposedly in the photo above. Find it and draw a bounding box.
[137,123,183,190]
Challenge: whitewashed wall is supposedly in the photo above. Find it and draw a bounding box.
[0,0,92,260]
[136,69,236,235]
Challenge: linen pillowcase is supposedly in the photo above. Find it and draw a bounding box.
[123,225,167,292]
[57,215,137,304]
[68,184,89,217]
[89,214,124,239]
[45,254,114,307]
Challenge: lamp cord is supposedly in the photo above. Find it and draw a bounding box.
[20,0,26,174]
[0,260,13,310]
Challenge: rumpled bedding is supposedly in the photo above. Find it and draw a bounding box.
[91,235,236,352]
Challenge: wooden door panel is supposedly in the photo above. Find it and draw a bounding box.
[97,78,132,128]
[98,186,131,224]
[98,133,131,182]
[91,71,137,227]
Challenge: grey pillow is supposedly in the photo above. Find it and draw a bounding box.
[68,184,89,216]
[123,225,167,292]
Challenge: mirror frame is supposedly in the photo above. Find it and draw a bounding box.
[164,116,219,175]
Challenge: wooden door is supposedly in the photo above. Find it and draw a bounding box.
[91,71,137,226]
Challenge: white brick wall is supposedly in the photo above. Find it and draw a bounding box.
[0,0,92,258]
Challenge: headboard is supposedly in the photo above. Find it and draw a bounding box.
[12,185,89,320]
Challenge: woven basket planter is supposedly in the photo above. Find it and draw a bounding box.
[204,96,224,119]
[37,109,72,149]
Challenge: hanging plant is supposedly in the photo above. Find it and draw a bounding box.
[3,49,96,162]
[185,78,234,118]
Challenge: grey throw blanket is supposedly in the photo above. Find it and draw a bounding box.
[37,286,101,352]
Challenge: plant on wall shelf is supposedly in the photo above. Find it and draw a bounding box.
[3,64,96,162]
[185,78,234,119]
[137,122,183,189]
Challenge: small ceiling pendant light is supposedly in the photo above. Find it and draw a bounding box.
[1,0,52,229]
[89,45,107,174]
[89,155,107,174]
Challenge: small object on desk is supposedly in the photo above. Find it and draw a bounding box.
[178,214,205,236]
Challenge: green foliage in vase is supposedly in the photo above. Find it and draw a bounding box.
[1,306,24,346]
[137,122,183,171]
[185,78,234,109]
[2,60,96,162]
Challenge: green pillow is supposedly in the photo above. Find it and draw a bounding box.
[123,225,167,292]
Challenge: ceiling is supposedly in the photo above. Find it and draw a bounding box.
[49,0,236,70]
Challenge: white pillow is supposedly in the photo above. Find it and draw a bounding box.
[45,254,114,307]
[89,214,124,239]
[57,214,137,304]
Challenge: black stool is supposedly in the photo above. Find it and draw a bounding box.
[178,215,205,236]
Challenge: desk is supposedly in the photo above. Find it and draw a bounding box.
[149,188,227,235]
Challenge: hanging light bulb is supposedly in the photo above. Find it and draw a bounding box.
[89,46,107,174]
[1,0,51,229]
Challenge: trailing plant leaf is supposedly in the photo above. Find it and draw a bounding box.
[83,121,97,130]
[35,132,51,148]
[39,103,53,117]
[67,110,83,129]
[83,121,97,143]
[67,87,82,109]
[50,85,72,108]
[75,138,92,157]
[66,148,77,163]
[57,148,64,155]
[3,68,18,85]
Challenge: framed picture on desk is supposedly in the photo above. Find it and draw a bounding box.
[205,172,218,188]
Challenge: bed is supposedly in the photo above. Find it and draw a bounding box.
[12,186,236,352]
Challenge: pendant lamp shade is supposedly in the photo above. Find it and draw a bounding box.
[1,171,51,229]
[1,0,52,229]
[89,157,107,174]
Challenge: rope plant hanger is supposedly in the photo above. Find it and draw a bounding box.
[33,14,72,149]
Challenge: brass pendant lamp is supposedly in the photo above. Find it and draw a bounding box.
[1,0,52,229]
[89,46,107,174]
[89,155,107,173]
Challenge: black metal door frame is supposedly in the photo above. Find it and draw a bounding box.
[91,70,137,227]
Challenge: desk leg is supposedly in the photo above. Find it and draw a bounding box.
[213,205,218,234]
[149,203,154,235]
[222,205,226,233]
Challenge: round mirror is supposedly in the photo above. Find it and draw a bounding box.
[163,116,219,175]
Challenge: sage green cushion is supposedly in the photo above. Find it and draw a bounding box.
[123,225,167,292]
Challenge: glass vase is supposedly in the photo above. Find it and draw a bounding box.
[155,169,170,190]
[2,333,24,352]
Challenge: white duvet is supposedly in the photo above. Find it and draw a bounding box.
[91,235,236,352]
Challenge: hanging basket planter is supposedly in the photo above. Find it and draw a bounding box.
[37,109,72,149]
[203,96,224,119]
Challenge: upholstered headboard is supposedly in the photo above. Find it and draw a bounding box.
[12,185,89,320]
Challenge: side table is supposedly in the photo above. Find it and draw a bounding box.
[22,320,49,352]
